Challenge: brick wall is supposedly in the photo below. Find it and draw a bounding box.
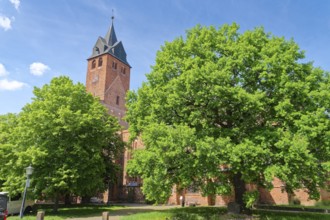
[86,53,130,127]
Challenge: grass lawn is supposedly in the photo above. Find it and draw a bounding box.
[255,210,330,220]
[7,204,124,220]
[120,207,330,220]
[6,205,330,220]
[120,207,227,220]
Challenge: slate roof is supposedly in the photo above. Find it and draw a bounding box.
[89,21,130,67]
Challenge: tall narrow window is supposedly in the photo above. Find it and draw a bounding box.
[98,57,103,67]
[91,60,96,69]
[112,61,117,69]
[116,96,120,105]
[121,67,126,74]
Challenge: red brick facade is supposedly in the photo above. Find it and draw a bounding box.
[86,53,130,128]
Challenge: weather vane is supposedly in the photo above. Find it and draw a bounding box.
[111,9,115,22]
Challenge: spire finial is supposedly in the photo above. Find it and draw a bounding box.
[111,9,115,23]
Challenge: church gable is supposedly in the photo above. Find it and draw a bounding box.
[92,37,108,57]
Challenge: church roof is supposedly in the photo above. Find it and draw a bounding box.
[89,21,130,67]
[104,22,117,46]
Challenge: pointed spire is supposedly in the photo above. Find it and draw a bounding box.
[104,11,117,46]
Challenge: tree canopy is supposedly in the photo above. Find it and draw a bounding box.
[126,24,330,207]
[0,113,21,195]
[0,76,124,210]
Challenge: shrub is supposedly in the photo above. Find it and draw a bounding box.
[243,191,259,208]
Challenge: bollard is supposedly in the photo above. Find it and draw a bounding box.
[36,211,45,220]
[102,211,109,220]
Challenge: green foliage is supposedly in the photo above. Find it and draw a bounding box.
[0,113,29,195]
[127,123,198,203]
[126,23,330,205]
[0,76,123,202]
[243,191,259,208]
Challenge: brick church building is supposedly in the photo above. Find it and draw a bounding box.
[85,20,330,206]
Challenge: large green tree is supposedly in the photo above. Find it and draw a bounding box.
[0,76,123,211]
[0,113,23,195]
[126,24,330,209]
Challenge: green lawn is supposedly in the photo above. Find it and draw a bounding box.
[7,204,124,220]
[120,207,330,220]
[120,207,227,220]
[6,205,330,220]
[255,210,330,220]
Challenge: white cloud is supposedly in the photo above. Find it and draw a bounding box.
[29,62,50,76]
[9,0,20,10]
[0,15,12,31]
[0,79,26,90]
[0,63,9,77]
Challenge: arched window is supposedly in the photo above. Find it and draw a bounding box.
[98,57,103,67]
[91,60,96,69]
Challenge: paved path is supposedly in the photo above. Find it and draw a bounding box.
[67,203,181,220]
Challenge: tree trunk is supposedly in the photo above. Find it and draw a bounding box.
[233,172,247,212]
[64,193,71,206]
[53,193,59,213]
[107,180,111,205]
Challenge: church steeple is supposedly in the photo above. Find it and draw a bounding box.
[86,18,131,129]
[89,18,130,67]
[104,19,117,46]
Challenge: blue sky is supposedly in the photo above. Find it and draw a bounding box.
[1,0,330,114]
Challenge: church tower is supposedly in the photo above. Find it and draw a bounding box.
[86,18,145,203]
[86,19,131,128]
